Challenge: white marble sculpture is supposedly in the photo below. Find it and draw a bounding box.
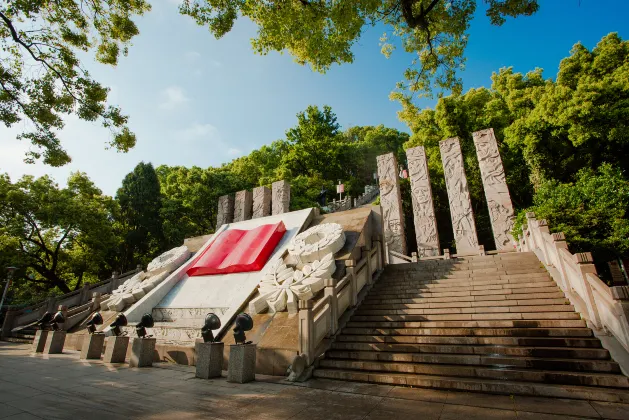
[249,254,337,314]
[147,245,190,275]
[287,223,345,264]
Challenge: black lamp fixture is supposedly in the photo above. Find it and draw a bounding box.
[35,312,53,330]
[86,312,103,334]
[110,313,128,337]
[49,311,65,331]
[201,313,221,343]
[233,313,253,345]
[135,313,154,338]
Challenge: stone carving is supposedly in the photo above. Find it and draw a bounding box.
[473,128,516,251]
[288,223,345,264]
[376,153,407,255]
[147,245,190,275]
[252,186,272,219]
[233,190,253,222]
[216,195,234,228]
[439,138,479,255]
[406,146,440,257]
[249,254,336,314]
[272,180,290,215]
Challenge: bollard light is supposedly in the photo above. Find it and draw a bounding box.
[49,311,65,331]
[201,313,221,343]
[135,313,154,338]
[233,313,253,345]
[110,313,128,337]
[86,312,103,334]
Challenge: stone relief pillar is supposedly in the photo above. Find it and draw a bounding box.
[216,195,234,228]
[272,180,290,215]
[406,146,440,257]
[233,190,253,222]
[439,137,479,255]
[376,152,407,255]
[473,128,516,251]
[252,186,272,219]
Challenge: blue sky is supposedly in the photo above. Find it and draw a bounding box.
[1,0,628,196]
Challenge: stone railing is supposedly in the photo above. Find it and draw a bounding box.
[1,265,142,338]
[519,212,629,353]
[297,241,382,365]
[327,197,353,213]
[356,185,379,207]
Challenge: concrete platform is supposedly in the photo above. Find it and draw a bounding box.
[1,341,628,419]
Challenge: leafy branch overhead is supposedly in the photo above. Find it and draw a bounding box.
[0,0,150,166]
[179,0,539,100]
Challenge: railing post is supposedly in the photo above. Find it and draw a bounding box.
[324,279,338,337]
[298,300,315,365]
[550,233,570,291]
[443,249,451,260]
[136,264,143,273]
[525,212,537,251]
[346,263,358,307]
[536,219,551,265]
[575,252,602,329]
[1,308,17,339]
[108,271,119,294]
[411,252,418,262]
[79,284,91,305]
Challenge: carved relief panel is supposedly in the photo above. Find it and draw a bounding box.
[233,190,253,222]
[376,152,407,255]
[252,186,272,219]
[216,195,234,228]
[272,180,290,215]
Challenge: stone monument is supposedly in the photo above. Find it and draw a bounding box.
[473,128,516,251]
[195,341,224,379]
[129,338,156,367]
[216,194,234,228]
[233,190,253,222]
[252,186,272,219]
[439,137,479,255]
[227,343,256,383]
[271,180,290,215]
[43,330,66,354]
[80,333,105,360]
[376,153,407,255]
[103,336,130,363]
[406,146,440,257]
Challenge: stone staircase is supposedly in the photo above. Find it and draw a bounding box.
[314,252,629,402]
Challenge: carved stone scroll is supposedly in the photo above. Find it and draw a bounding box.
[406,146,440,257]
[216,195,234,228]
[233,190,253,222]
[439,138,479,255]
[252,186,272,219]
[376,152,407,255]
[473,128,516,251]
[272,180,290,215]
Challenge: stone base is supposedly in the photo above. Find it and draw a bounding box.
[43,331,66,354]
[32,330,48,353]
[104,336,130,363]
[129,337,156,367]
[227,343,256,383]
[80,333,105,360]
[195,341,224,379]
[74,335,86,351]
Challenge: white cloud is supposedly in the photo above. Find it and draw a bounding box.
[159,86,189,110]
[227,148,243,156]
[172,123,219,141]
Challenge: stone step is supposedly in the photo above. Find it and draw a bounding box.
[360,298,570,310]
[371,283,560,298]
[354,305,575,316]
[376,274,551,287]
[316,360,629,388]
[330,342,610,359]
[312,369,629,403]
[335,335,602,347]
[350,312,581,322]
[382,270,549,281]
[345,319,588,329]
[341,326,594,338]
[325,350,621,373]
[387,261,544,274]
[363,291,567,305]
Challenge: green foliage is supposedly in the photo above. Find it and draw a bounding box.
[0,172,117,301]
[180,0,538,104]
[0,0,150,166]
[514,164,629,261]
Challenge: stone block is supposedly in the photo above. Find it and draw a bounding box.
[271,180,290,215]
[104,336,130,363]
[227,343,256,383]
[195,341,224,379]
[32,330,48,353]
[129,337,156,367]
[74,335,86,351]
[80,333,105,360]
[376,153,407,255]
[252,186,272,219]
[43,330,66,354]
[234,190,253,222]
[216,194,234,228]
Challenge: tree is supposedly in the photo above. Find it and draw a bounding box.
[116,162,164,269]
[0,172,117,296]
[179,0,538,102]
[0,0,150,166]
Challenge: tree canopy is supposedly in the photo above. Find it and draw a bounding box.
[179,0,538,101]
[0,0,150,166]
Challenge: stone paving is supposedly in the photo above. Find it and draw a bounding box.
[1,342,629,420]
